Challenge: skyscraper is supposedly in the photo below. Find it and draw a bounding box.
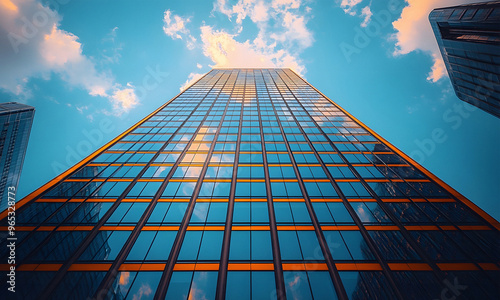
[1,69,499,299]
[0,102,34,211]
[429,1,500,118]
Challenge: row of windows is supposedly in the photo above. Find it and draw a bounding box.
[10,268,500,300]
[89,150,409,175]
[11,198,484,229]
[103,141,393,156]
[12,225,497,265]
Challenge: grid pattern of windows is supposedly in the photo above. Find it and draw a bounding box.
[1,69,499,300]
[430,2,500,118]
[0,102,35,211]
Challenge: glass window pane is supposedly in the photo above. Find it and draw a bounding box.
[308,271,338,300]
[226,272,250,300]
[283,271,313,300]
[165,272,192,300]
[251,271,277,300]
[124,271,162,300]
[252,231,273,260]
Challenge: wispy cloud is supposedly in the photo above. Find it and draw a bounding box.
[101,26,123,64]
[336,0,479,83]
[180,72,204,91]
[167,0,314,87]
[132,283,152,300]
[0,0,138,116]
[360,6,372,27]
[340,0,363,15]
[199,25,306,75]
[338,0,372,26]
[163,9,196,50]
[215,0,270,24]
[392,0,478,82]
[109,83,139,116]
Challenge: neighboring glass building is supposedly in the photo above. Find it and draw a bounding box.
[0,102,34,211]
[429,1,500,118]
[1,69,499,300]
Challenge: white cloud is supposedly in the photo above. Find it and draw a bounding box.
[180,72,205,91]
[340,0,363,15]
[338,0,371,26]
[101,26,122,64]
[204,0,312,76]
[360,6,372,27]
[196,63,203,69]
[76,105,88,114]
[200,26,306,75]
[40,25,82,67]
[0,0,138,115]
[392,0,480,82]
[163,10,189,39]
[162,9,197,50]
[426,52,447,83]
[170,0,313,90]
[215,0,270,24]
[272,0,301,10]
[337,0,478,83]
[270,11,313,49]
[109,85,139,115]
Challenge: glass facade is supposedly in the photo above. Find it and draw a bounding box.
[430,1,500,118]
[0,102,35,211]
[1,69,499,299]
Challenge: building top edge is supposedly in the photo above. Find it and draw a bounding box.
[431,1,500,13]
[0,102,35,114]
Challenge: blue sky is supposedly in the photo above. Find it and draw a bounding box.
[1,0,498,220]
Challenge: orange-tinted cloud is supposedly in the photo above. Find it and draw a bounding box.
[1,0,18,13]
[200,25,305,76]
[0,0,139,115]
[119,272,130,286]
[41,25,82,67]
[197,0,312,77]
[392,0,479,82]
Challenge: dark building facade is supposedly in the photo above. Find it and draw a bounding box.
[0,102,34,211]
[1,69,499,299]
[429,1,500,118]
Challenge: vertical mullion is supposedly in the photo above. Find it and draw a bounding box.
[215,71,242,300]
[40,72,216,300]
[154,70,235,300]
[271,69,406,299]
[19,128,164,264]
[90,71,228,298]
[286,69,500,280]
[266,70,349,300]
[257,70,287,300]
[278,70,453,280]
